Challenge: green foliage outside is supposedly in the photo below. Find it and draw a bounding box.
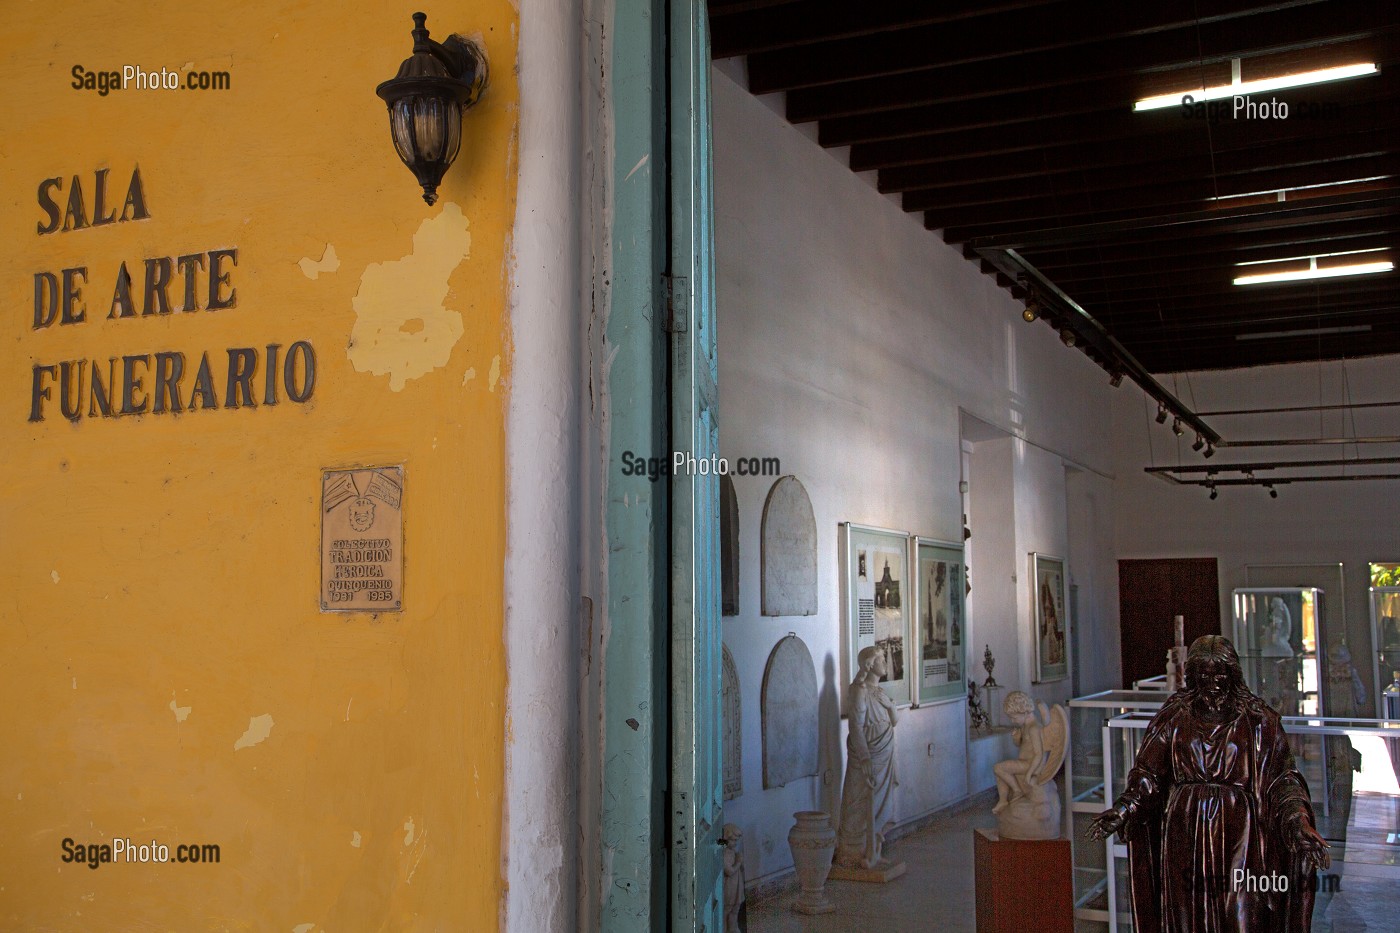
[1372,564,1400,587]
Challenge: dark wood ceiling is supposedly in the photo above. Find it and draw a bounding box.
[709,0,1400,374]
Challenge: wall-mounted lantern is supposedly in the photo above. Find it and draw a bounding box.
[376,12,488,205]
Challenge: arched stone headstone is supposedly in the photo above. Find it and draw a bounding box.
[722,644,742,800]
[761,476,817,617]
[762,634,819,788]
[721,475,739,616]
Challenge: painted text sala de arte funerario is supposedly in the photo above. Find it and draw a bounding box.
[27,165,317,424]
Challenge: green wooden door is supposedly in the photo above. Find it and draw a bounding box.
[667,0,723,929]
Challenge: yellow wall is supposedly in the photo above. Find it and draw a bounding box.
[0,2,516,928]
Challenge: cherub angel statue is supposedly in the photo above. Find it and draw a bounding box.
[991,691,1069,840]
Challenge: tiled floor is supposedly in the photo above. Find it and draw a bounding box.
[746,806,993,933]
[746,794,1400,933]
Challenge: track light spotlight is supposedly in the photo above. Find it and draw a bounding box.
[1059,327,1076,347]
[1191,434,1204,451]
[1172,418,1184,436]
[1267,485,1278,499]
[1155,402,1168,424]
[1203,442,1216,458]
[1108,371,1124,388]
[1209,487,1218,500]
[1022,300,1039,323]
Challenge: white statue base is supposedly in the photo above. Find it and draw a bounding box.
[996,776,1062,841]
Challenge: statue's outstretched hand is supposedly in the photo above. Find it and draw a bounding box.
[1086,808,1125,841]
[1289,820,1330,873]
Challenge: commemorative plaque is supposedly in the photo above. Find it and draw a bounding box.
[320,466,404,612]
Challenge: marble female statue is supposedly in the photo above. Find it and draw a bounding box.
[835,646,900,874]
[1262,597,1295,657]
[1089,635,1328,933]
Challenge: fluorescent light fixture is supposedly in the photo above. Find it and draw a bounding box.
[1134,61,1377,112]
[1209,176,1391,202]
[1233,259,1392,285]
[1236,325,1373,342]
[1236,247,1387,267]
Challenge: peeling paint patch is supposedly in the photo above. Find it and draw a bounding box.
[488,355,502,392]
[351,830,361,848]
[345,698,353,721]
[51,570,60,583]
[625,153,649,181]
[293,924,316,933]
[403,817,416,846]
[462,366,477,385]
[234,714,274,750]
[170,693,191,723]
[406,828,427,883]
[71,678,77,690]
[298,244,340,280]
[349,203,471,391]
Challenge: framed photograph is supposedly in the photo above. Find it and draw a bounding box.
[912,538,967,705]
[1031,553,1069,683]
[842,523,912,707]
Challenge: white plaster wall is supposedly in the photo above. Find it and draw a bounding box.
[712,60,1118,885]
[503,1,581,930]
[1113,355,1400,710]
[1068,467,1121,696]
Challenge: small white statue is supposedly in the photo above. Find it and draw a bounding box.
[992,691,1069,840]
[721,823,746,933]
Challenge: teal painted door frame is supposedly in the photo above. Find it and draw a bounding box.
[666,0,724,929]
[591,1,721,931]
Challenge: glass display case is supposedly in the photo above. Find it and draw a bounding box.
[1371,585,1400,718]
[1065,690,1165,930]
[1231,587,1326,717]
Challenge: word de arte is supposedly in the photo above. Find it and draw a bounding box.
[27,166,317,425]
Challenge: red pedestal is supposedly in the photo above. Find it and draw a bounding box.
[973,828,1074,933]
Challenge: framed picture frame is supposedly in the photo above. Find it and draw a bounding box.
[1031,552,1069,683]
[842,523,912,708]
[912,537,967,705]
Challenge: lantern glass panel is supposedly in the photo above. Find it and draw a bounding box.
[443,104,462,164]
[390,100,417,165]
[415,97,447,162]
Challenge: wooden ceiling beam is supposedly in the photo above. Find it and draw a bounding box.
[800,26,1392,137]
[1045,233,1396,283]
[748,0,1355,95]
[1137,330,1400,372]
[710,0,1059,60]
[954,191,1400,250]
[1112,306,1400,345]
[1081,280,1395,316]
[1026,216,1400,266]
[884,129,1395,196]
[848,79,1400,170]
[916,165,1400,239]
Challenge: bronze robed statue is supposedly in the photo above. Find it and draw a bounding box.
[1089,635,1329,933]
